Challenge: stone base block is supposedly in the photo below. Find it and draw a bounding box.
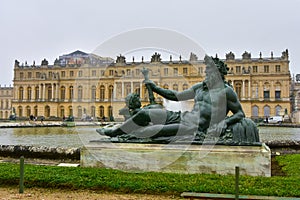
[80,142,271,177]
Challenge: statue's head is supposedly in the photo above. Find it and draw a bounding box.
[204,55,229,76]
[126,93,141,110]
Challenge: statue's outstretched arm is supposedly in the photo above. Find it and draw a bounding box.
[146,81,196,101]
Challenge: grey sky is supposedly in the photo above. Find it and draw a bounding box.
[0,0,299,85]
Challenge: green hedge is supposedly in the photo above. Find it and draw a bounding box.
[0,154,299,197]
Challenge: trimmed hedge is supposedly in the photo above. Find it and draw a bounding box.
[0,154,299,197]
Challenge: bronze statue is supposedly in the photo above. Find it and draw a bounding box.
[97,55,259,145]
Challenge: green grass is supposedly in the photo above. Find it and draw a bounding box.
[0,154,299,197]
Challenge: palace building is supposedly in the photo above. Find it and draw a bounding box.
[12,49,291,121]
[0,85,13,119]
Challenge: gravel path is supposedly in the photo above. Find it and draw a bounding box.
[0,187,182,200]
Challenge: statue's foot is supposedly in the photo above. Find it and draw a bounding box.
[96,128,123,137]
[96,128,114,137]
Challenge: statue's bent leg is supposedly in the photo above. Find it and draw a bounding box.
[97,109,168,137]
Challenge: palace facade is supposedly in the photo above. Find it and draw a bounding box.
[12,49,291,121]
[0,85,13,119]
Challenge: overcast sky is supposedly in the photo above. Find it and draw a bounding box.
[0,0,299,86]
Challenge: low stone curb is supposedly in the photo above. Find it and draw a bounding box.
[0,145,80,160]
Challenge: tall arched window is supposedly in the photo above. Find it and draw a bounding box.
[78,86,83,101]
[27,87,32,100]
[45,105,50,117]
[18,106,23,117]
[47,86,52,100]
[99,106,104,118]
[252,106,259,117]
[19,87,24,100]
[108,85,114,100]
[68,106,73,116]
[263,105,270,117]
[60,106,65,118]
[91,86,96,100]
[69,86,74,100]
[26,106,31,117]
[35,86,39,100]
[234,82,242,99]
[275,105,282,116]
[34,106,38,117]
[60,86,66,100]
[100,85,105,101]
[77,106,82,118]
[252,81,258,99]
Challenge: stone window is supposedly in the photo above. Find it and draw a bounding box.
[99,106,104,118]
[35,87,39,100]
[264,91,270,99]
[69,86,74,100]
[252,66,257,73]
[78,86,83,101]
[27,87,32,100]
[275,65,281,72]
[275,91,281,99]
[236,66,241,74]
[164,68,168,76]
[264,65,269,73]
[60,86,66,100]
[174,68,178,76]
[91,86,96,100]
[19,87,24,100]
[263,106,270,117]
[183,67,188,75]
[100,85,105,101]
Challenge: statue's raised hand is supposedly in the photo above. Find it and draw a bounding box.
[143,79,156,89]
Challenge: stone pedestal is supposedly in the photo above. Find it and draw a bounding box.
[80,142,271,177]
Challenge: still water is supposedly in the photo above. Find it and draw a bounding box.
[0,126,299,148]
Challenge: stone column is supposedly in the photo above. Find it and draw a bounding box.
[43,84,46,101]
[56,83,59,101]
[259,81,263,99]
[39,84,42,101]
[248,80,251,100]
[131,81,133,93]
[52,84,55,101]
[114,82,117,100]
[242,80,245,99]
[121,82,124,99]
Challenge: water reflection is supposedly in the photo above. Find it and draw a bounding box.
[0,126,299,148]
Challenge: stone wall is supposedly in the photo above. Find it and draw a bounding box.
[0,145,80,160]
